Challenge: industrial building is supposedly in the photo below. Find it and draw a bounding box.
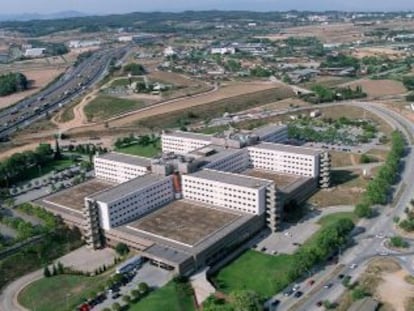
[36,124,330,275]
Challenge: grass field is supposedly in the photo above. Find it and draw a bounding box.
[214,212,358,298]
[116,142,161,158]
[135,87,294,129]
[130,281,195,311]
[19,275,107,311]
[214,251,295,298]
[317,212,358,227]
[84,95,146,122]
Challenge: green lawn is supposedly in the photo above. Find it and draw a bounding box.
[214,251,295,298]
[317,212,359,227]
[18,275,107,311]
[25,159,74,181]
[84,95,146,122]
[130,281,195,311]
[214,212,358,298]
[116,142,161,158]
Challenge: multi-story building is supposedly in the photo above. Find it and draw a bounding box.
[84,174,174,248]
[182,169,271,215]
[248,143,321,178]
[161,131,213,155]
[94,152,151,183]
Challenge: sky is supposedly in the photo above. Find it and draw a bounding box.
[1,0,414,15]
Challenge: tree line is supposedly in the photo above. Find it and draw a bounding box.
[0,72,29,96]
[355,130,405,217]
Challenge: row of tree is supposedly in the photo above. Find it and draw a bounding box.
[0,143,53,187]
[305,85,366,104]
[355,131,405,217]
[0,72,29,96]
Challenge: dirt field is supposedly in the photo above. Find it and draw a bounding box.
[63,81,288,134]
[0,68,65,109]
[263,20,414,43]
[341,79,407,98]
[351,47,407,59]
[378,269,414,311]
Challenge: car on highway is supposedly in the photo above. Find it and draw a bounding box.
[316,301,323,307]
[283,288,294,296]
[292,284,300,291]
[294,291,303,298]
[350,263,358,269]
[323,283,333,289]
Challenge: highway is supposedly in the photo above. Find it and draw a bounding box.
[271,101,414,311]
[0,45,129,140]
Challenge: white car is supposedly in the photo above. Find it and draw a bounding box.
[350,263,358,269]
[292,284,300,291]
[375,232,385,239]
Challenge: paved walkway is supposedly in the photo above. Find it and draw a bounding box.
[190,268,216,305]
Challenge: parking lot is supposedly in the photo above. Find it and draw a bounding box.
[97,262,173,310]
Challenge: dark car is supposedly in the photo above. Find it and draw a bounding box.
[283,289,294,296]
[316,301,323,307]
[338,274,345,279]
[111,293,121,299]
[294,291,303,298]
[271,299,280,306]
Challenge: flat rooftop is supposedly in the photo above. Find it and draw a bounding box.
[250,142,322,156]
[163,131,212,142]
[126,200,241,247]
[252,124,287,137]
[89,174,168,204]
[42,179,115,211]
[189,169,271,189]
[95,152,151,167]
[242,168,309,193]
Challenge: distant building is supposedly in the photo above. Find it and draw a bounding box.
[68,40,101,49]
[164,46,176,57]
[24,48,46,58]
[118,36,133,42]
[210,47,236,55]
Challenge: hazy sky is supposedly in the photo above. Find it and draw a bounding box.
[1,0,414,15]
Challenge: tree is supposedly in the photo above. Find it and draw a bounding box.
[111,302,121,311]
[389,236,409,248]
[130,289,141,301]
[122,295,131,303]
[354,203,373,218]
[43,266,51,277]
[52,264,58,276]
[57,261,64,274]
[54,138,63,160]
[115,242,129,256]
[229,290,263,311]
[138,282,149,294]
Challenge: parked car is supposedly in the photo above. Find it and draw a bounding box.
[294,291,303,298]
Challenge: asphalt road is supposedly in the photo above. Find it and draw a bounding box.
[274,101,414,311]
[0,45,129,140]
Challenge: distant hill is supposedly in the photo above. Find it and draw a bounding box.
[0,11,86,22]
